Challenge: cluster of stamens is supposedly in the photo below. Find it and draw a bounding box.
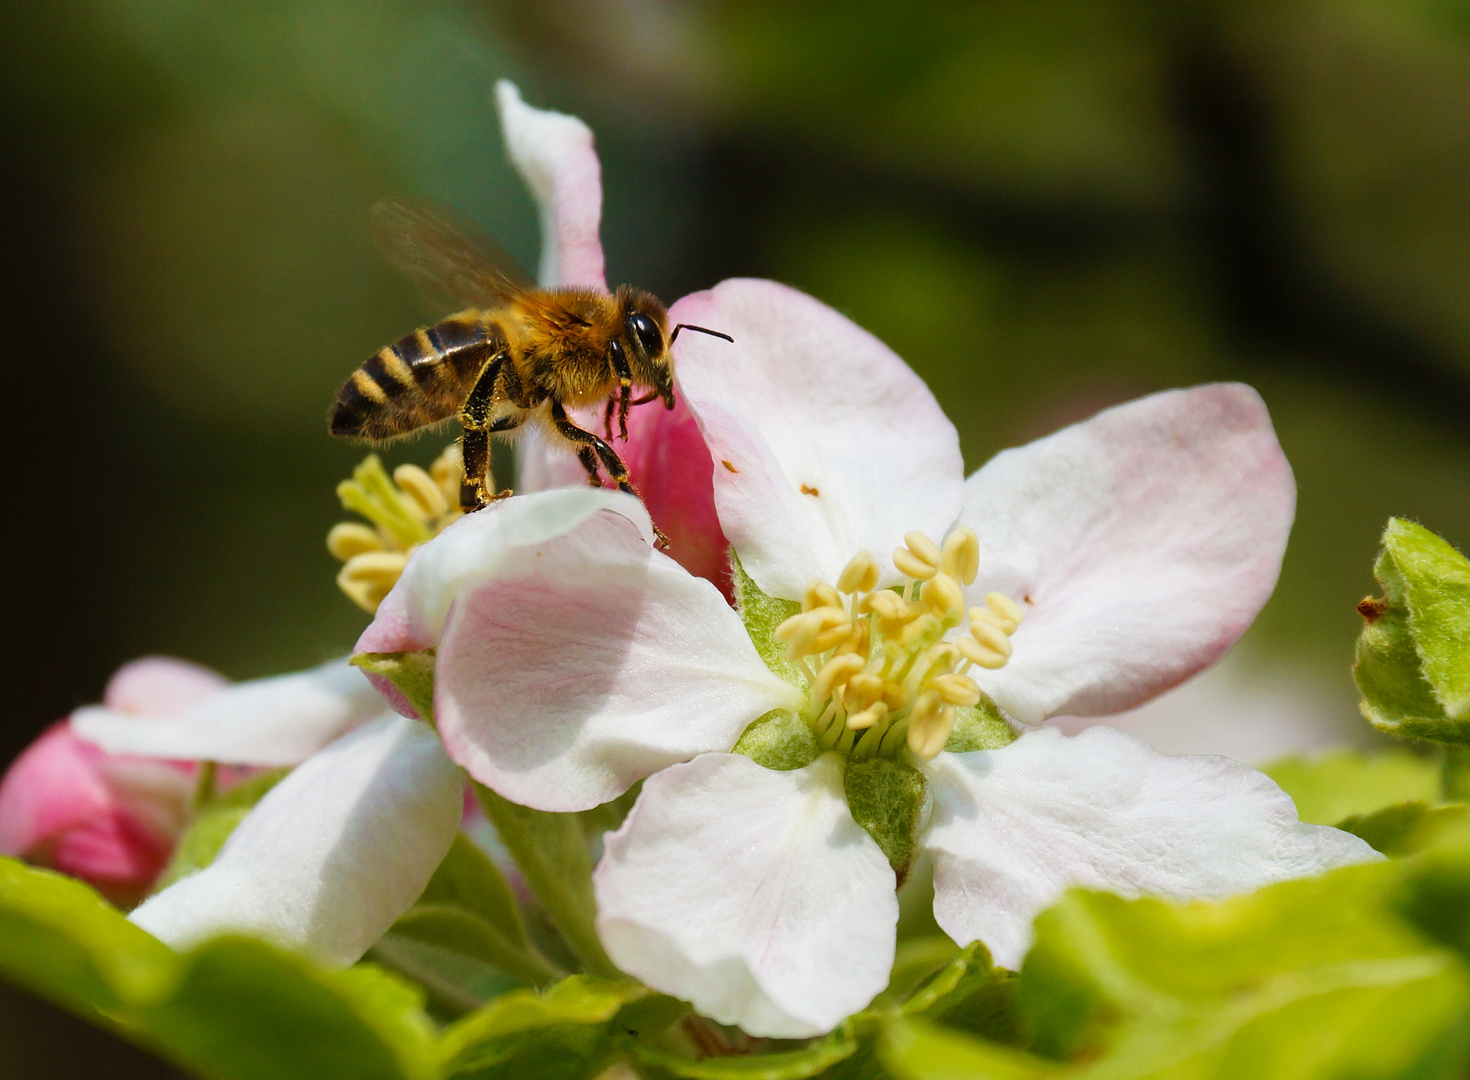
[773,528,1023,762]
[327,446,465,613]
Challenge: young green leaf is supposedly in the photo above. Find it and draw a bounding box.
[1262,748,1442,826]
[157,769,288,889]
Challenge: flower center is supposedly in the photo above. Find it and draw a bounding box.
[327,446,464,612]
[773,528,1022,762]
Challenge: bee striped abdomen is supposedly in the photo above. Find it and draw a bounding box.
[330,312,503,442]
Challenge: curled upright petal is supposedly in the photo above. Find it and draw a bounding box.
[435,508,801,812]
[671,279,964,601]
[959,384,1295,724]
[103,656,230,715]
[495,80,606,291]
[923,727,1379,970]
[595,754,897,1038]
[72,659,383,767]
[129,716,462,967]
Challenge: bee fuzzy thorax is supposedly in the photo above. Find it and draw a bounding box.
[773,528,1022,763]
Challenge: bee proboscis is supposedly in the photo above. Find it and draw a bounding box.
[329,200,731,542]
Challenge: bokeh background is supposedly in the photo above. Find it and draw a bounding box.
[6,0,1470,1072]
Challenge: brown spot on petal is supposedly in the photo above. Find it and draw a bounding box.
[1357,595,1388,623]
[1024,595,1034,605]
[800,483,820,496]
[721,460,739,473]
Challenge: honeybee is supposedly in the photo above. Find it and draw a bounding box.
[329,200,731,537]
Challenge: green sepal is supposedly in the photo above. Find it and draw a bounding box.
[733,708,820,771]
[733,554,804,688]
[899,941,997,1019]
[1261,748,1443,826]
[1355,519,1470,744]
[352,649,438,724]
[633,1023,860,1080]
[435,975,645,1077]
[943,697,1016,754]
[881,937,960,1005]
[473,784,620,979]
[156,768,288,890]
[844,758,928,882]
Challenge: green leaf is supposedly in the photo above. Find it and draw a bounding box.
[0,857,177,1016]
[392,905,561,989]
[418,834,533,951]
[1261,748,1443,826]
[880,1016,1049,1080]
[140,940,438,1080]
[900,941,997,1019]
[157,768,288,889]
[1397,819,1470,962]
[0,858,442,1080]
[473,784,619,979]
[370,933,520,1017]
[435,975,645,1076]
[634,1025,860,1080]
[1015,862,1470,1077]
[844,758,927,881]
[883,937,960,1005]
[733,553,804,688]
[353,649,438,723]
[1356,519,1470,744]
[943,698,1017,754]
[1338,802,1470,856]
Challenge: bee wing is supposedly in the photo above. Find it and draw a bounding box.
[370,198,536,312]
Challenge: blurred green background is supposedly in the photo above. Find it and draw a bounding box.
[8,0,1470,1068]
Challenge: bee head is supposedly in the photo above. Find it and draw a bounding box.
[617,288,676,409]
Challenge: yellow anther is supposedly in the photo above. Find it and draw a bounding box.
[837,551,880,594]
[813,654,865,700]
[920,573,965,620]
[862,590,909,620]
[904,532,942,568]
[847,701,888,731]
[327,522,384,561]
[843,673,885,712]
[909,705,955,760]
[832,619,870,658]
[430,443,465,505]
[956,634,1008,670]
[340,551,408,585]
[893,547,937,581]
[969,618,1013,658]
[803,579,843,613]
[929,672,981,707]
[394,464,448,519]
[907,689,943,729]
[882,680,911,711]
[940,527,979,586]
[898,612,940,649]
[811,623,857,653]
[776,608,848,657]
[986,592,1024,628]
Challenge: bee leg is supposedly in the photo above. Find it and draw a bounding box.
[608,338,635,441]
[616,383,632,441]
[457,351,519,512]
[577,446,602,487]
[459,428,491,512]
[551,402,670,549]
[603,398,617,442]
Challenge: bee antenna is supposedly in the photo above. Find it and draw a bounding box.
[670,324,734,345]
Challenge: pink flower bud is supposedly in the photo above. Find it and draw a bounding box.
[0,657,228,906]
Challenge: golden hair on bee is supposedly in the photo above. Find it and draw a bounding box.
[329,200,731,544]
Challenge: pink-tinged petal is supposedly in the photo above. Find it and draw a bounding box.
[959,384,1295,724]
[436,509,801,813]
[519,393,734,599]
[129,717,462,966]
[495,80,606,291]
[595,754,896,1038]
[923,727,1378,970]
[671,279,964,600]
[72,659,383,767]
[103,657,229,716]
[0,723,191,906]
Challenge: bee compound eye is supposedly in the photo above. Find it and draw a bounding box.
[627,314,663,358]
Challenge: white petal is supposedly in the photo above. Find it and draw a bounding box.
[923,727,1380,970]
[595,754,896,1038]
[71,659,383,767]
[495,80,606,291]
[358,487,656,655]
[670,279,964,600]
[959,384,1295,724]
[436,510,802,812]
[130,716,462,966]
